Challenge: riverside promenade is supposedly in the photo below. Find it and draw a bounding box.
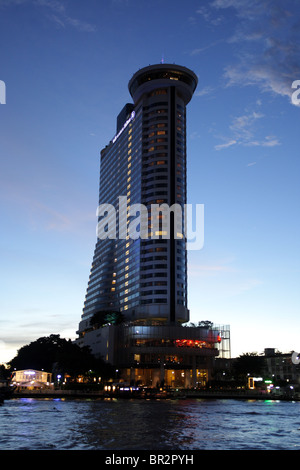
[9,387,300,401]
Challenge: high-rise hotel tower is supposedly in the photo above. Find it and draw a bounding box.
[76,64,230,388]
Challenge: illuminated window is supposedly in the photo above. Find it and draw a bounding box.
[151,89,167,95]
[155,231,168,236]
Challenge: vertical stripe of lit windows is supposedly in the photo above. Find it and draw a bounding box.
[124,122,133,311]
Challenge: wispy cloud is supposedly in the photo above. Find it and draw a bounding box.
[62,16,96,33]
[0,176,95,234]
[230,111,264,139]
[188,260,263,299]
[195,85,214,97]
[194,0,300,106]
[210,0,300,105]
[0,0,96,32]
[244,136,281,148]
[190,39,224,56]
[214,108,281,150]
[195,5,223,26]
[215,139,237,151]
[188,261,236,277]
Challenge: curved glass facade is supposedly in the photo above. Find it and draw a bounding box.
[79,105,143,328]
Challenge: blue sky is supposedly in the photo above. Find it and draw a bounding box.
[0,0,299,362]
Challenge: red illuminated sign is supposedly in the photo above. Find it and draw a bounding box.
[175,336,221,348]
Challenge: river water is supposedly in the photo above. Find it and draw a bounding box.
[1,397,300,450]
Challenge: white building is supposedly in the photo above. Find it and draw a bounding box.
[11,370,53,389]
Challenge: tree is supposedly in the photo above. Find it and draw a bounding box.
[90,310,125,328]
[8,334,113,381]
[233,353,264,380]
[9,335,64,371]
[198,321,213,328]
[0,364,10,381]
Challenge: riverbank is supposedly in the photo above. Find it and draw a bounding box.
[9,388,300,401]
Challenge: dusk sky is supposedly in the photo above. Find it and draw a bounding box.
[1,0,299,363]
